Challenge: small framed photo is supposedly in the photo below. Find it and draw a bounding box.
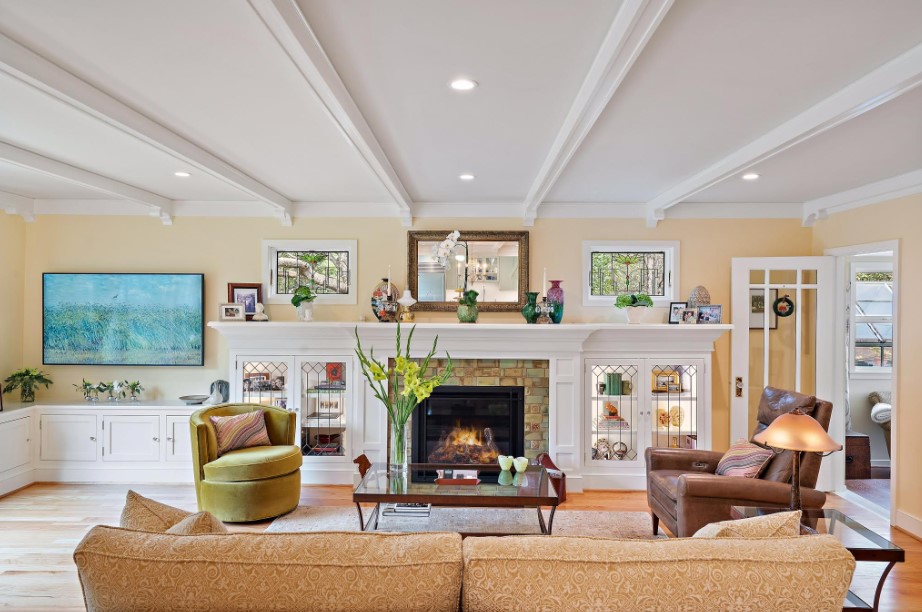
[696,305,722,324]
[750,289,778,329]
[651,370,680,393]
[668,302,688,324]
[219,303,245,321]
[677,307,698,324]
[228,283,262,320]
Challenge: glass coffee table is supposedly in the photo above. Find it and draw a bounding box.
[353,463,559,536]
[732,506,904,611]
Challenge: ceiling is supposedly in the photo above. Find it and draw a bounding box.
[0,0,920,226]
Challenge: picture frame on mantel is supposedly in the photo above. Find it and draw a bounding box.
[228,283,262,321]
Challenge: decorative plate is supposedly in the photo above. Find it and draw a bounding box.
[179,394,209,405]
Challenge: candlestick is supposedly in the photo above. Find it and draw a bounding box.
[542,268,547,296]
[387,265,391,298]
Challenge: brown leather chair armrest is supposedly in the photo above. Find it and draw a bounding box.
[678,473,826,507]
[645,447,723,473]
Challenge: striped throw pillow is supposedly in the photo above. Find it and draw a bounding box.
[209,410,272,456]
[715,439,774,478]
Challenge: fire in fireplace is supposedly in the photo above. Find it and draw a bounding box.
[412,386,525,464]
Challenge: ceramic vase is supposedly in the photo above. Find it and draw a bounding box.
[547,280,564,324]
[371,278,399,322]
[625,306,646,324]
[521,292,539,323]
[297,302,314,322]
[457,304,478,323]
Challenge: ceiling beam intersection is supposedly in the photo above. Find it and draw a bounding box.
[0,31,293,226]
[0,189,35,222]
[0,140,175,224]
[250,0,415,227]
[644,41,922,227]
[522,0,674,226]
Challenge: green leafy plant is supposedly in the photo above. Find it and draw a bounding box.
[73,378,98,400]
[458,289,479,306]
[96,381,114,398]
[3,367,53,403]
[354,323,453,467]
[290,285,317,307]
[614,293,654,308]
[127,381,144,397]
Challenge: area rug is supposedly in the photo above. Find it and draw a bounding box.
[267,506,664,539]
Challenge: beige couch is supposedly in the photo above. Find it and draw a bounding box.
[74,527,854,611]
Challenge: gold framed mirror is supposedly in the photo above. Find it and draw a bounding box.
[407,231,529,312]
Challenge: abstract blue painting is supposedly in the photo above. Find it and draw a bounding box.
[43,273,204,366]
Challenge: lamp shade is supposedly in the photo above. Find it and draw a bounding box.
[752,408,842,453]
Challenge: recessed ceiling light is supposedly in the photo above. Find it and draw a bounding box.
[742,173,760,181]
[459,173,475,181]
[174,171,191,178]
[449,78,478,91]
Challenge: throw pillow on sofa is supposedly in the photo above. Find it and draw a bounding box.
[120,490,194,532]
[714,439,774,478]
[166,511,229,535]
[209,410,272,456]
[693,510,802,538]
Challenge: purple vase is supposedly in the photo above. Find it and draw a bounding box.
[547,280,564,324]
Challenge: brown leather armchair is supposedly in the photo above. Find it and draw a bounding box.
[645,387,833,537]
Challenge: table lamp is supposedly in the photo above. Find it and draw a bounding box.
[752,408,842,510]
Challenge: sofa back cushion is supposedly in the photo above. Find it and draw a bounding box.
[462,535,854,612]
[119,490,192,532]
[693,510,802,538]
[209,410,272,456]
[164,511,228,535]
[74,527,462,612]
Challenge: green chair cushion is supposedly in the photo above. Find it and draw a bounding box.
[203,445,302,483]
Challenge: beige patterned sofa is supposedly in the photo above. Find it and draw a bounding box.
[74,527,854,611]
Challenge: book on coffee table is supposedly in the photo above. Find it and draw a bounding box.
[382,503,431,517]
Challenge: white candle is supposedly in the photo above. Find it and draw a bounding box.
[387,265,391,298]
[542,268,547,296]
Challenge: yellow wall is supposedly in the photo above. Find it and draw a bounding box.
[0,214,25,396]
[16,214,812,451]
[811,193,922,527]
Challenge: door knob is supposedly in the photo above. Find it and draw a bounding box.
[153,437,159,442]
[167,436,174,441]
[90,436,96,441]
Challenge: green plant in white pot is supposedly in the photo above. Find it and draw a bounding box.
[615,293,654,324]
[3,367,53,403]
[291,285,317,322]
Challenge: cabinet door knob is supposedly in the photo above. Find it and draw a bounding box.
[90,436,96,441]
[153,437,159,442]
[166,436,174,441]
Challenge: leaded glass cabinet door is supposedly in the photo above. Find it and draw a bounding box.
[586,361,643,466]
[236,358,292,409]
[297,357,349,459]
[648,361,703,451]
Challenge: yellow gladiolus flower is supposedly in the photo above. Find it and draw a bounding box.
[370,363,387,381]
[394,356,408,374]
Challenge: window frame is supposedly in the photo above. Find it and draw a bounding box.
[849,260,893,376]
[581,240,679,307]
[261,239,358,305]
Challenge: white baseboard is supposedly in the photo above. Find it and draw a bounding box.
[895,510,922,539]
[33,467,193,484]
[871,459,891,468]
[0,470,34,497]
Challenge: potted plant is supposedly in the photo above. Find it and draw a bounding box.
[291,285,317,322]
[457,289,479,323]
[615,293,654,324]
[127,380,144,401]
[73,378,99,402]
[3,367,53,403]
[97,381,115,401]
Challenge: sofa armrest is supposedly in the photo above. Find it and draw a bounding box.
[645,447,723,473]
[678,473,826,507]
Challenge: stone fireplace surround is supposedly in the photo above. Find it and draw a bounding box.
[211,321,730,490]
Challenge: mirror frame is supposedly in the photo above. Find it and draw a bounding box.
[407,230,529,312]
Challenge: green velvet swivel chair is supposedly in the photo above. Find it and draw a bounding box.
[190,403,302,522]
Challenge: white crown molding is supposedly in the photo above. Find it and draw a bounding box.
[0,141,174,224]
[667,202,802,219]
[0,189,34,221]
[249,0,414,227]
[802,168,922,226]
[522,0,673,225]
[0,31,294,226]
[644,41,922,227]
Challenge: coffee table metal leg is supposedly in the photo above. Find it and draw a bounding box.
[356,503,381,532]
[547,506,557,535]
[355,503,364,530]
[536,507,547,534]
[873,561,897,611]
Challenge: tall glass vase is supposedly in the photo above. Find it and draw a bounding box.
[389,418,410,473]
[547,280,564,324]
[521,291,539,323]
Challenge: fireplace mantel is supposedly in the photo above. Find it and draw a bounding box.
[210,322,732,489]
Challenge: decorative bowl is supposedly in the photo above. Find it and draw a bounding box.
[179,394,210,405]
[497,455,514,471]
[513,456,529,473]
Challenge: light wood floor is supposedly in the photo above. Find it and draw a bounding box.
[0,483,919,611]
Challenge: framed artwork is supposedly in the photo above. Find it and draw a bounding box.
[696,304,722,324]
[219,303,245,321]
[677,307,698,324]
[228,283,262,320]
[668,301,688,324]
[326,362,344,382]
[42,273,204,366]
[749,289,778,329]
[651,370,680,393]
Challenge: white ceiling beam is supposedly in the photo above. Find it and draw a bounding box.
[802,168,922,226]
[644,41,922,227]
[0,31,293,226]
[522,0,674,226]
[0,141,174,224]
[249,0,415,227]
[0,189,35,222]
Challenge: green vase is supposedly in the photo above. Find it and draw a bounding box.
[457,304,479,323]
[521,291,539,323]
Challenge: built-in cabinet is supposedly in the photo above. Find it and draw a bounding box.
[102,414,160,462]
[0,416,31,474]
[40,413,98,461]
[165,415,193,462]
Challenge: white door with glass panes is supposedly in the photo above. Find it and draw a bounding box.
[295,356,351,460]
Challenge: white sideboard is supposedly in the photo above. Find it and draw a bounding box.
[0,401,198,497]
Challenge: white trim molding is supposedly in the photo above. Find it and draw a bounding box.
[802,168,922,226]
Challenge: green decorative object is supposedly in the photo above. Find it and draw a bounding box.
[457,289,479,324]
[614,293,654,308]
[354,323,453,473]
[3,367,53,403]
[521,291,539,323]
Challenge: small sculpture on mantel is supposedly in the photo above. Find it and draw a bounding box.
[252,303,269,322]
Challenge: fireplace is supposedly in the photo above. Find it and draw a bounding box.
[412,386,525,464]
